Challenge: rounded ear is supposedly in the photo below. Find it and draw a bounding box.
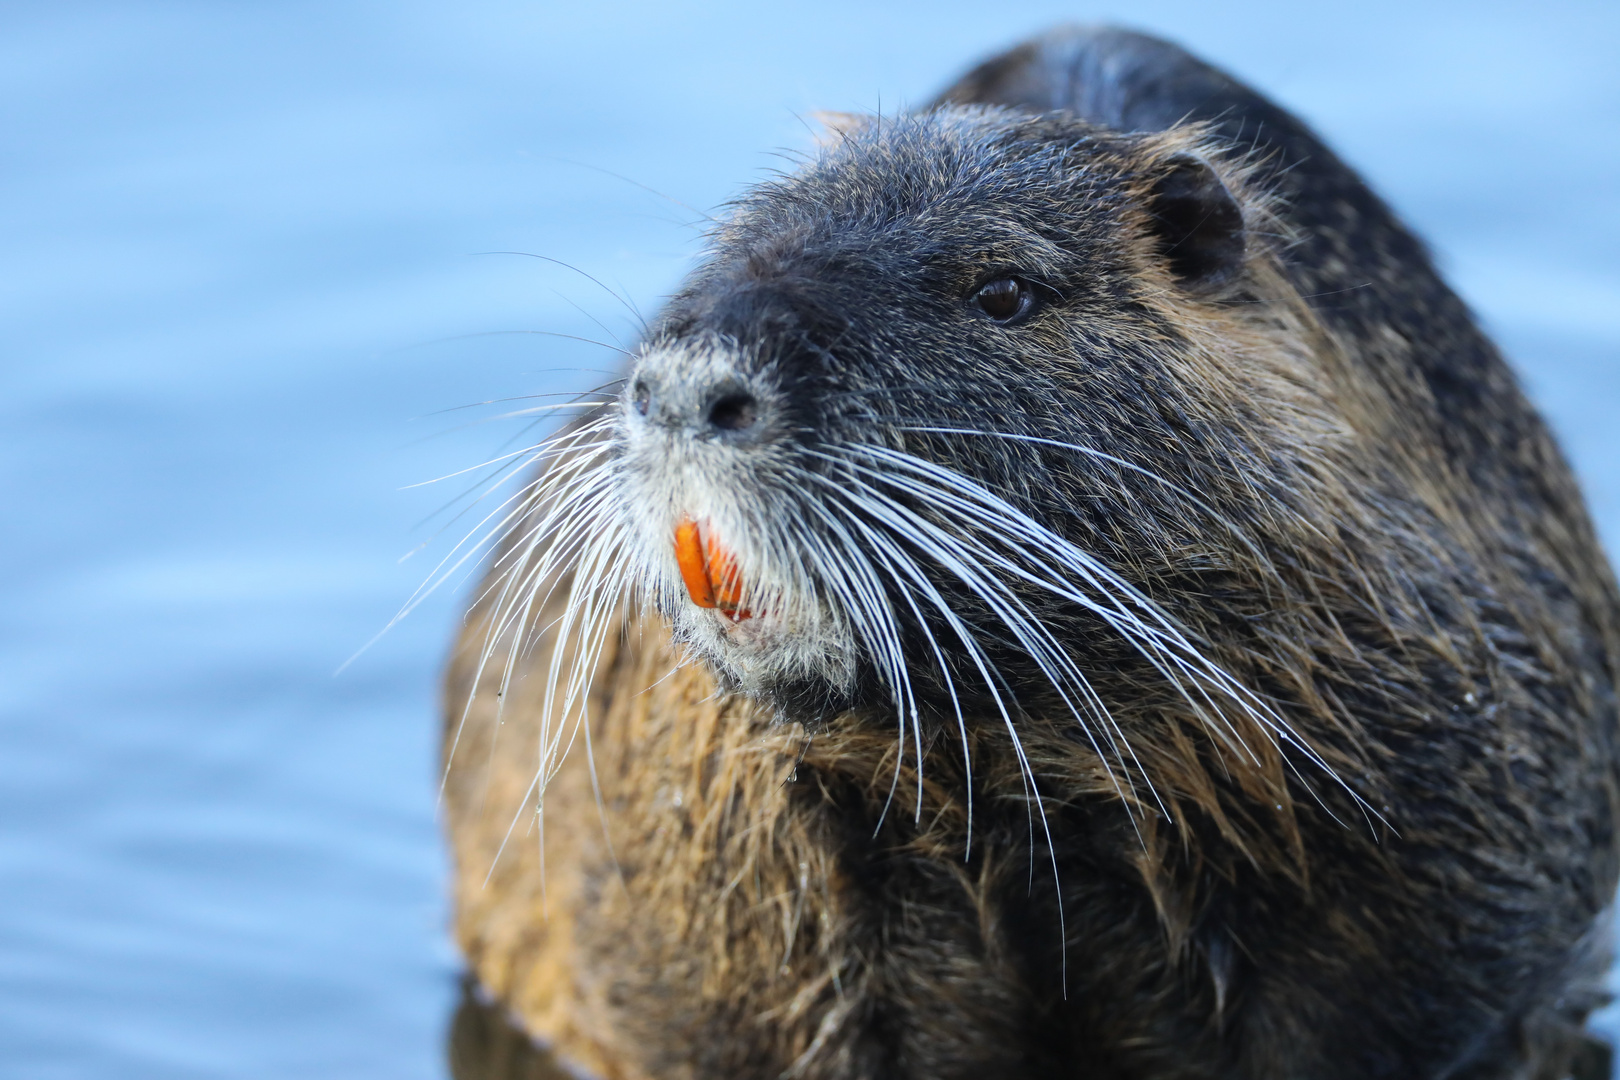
[1144,153,1247,292]
[807,111,872,147]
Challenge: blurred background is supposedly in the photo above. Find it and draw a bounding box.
[2,1,1616,1077]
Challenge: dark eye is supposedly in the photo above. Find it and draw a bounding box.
[969,277,1034,324]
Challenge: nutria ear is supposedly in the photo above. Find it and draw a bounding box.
[1144,153,1246,292]
[808,111,871,146]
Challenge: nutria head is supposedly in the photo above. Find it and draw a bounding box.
[628,116,1248,670]
[499,104,1372,821]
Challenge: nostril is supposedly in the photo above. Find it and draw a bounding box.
[707,392,758,432]
[632,381,651,417]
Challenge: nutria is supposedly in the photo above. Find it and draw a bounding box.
[440,26,1620,1080]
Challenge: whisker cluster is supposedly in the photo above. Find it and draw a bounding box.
[814,442,1367,828]
[439,407,1372,888]
[426,410,632,848]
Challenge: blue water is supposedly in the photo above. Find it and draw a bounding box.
[2,2,1616,1076]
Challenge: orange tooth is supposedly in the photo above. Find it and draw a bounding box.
[706,538,747,615]
[673,517,753,620]
[674,518,716,608]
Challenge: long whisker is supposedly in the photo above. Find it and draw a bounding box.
[887,446,1380,829]
[791,503,922,825]
[473,251,650,334]
[796,457,1077,982]
[832,442,1378,829]
[889,423,1283,571]
[808,465,1152,823]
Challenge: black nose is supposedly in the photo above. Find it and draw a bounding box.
[707,392,757,432]
[631,372,760,434]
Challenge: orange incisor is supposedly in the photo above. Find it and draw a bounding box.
[673,518,752,621]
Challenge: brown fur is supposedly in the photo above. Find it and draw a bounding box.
[445,583,1034,1078]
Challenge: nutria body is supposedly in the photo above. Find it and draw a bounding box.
[441,27,1620,1080]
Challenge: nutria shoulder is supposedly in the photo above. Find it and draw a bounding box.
[442,26,1620,1080]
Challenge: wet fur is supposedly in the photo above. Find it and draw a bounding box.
[442,27,1620,1080]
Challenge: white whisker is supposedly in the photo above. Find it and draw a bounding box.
[819,442,1377,829]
